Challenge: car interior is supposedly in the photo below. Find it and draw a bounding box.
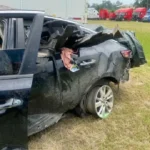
[38,19,116,57]
[0,17,122,76]
[39,20,84,52]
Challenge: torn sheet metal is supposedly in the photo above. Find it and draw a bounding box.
[83,24,146,67]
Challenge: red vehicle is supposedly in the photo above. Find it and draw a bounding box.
[99,9,109,20]
[132,7,147,21]
[115,9,123,15]
[109,12,116,20]
[109,9,122,20]
[116,8,133,21]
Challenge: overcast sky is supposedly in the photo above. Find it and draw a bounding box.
[88,0,135,5]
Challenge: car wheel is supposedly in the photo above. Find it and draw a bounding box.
[86,83,114,119]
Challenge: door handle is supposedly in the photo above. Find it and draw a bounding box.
[80,59,96,66]
[0,98,23,115]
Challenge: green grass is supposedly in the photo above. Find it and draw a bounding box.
[29,21,150,150]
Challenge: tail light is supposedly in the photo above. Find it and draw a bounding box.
[121,50,132,58]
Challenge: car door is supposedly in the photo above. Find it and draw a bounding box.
[0,13,44,149]
[47,20,81,111]
[0,18,31,150]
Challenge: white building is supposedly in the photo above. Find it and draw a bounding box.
[0,0,88,23]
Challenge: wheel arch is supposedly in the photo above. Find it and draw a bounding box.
[84,75,119,97]
[89,76,119,90]
[79,75,119,113]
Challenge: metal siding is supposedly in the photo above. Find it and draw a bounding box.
[0,0,20,9]
[0,0,86,21]
[22,0,66,17]
[0,0,85,17]
[67,0,86,18]
[22,0,86,18]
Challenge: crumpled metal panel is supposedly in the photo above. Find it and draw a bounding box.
[87,25,147,67]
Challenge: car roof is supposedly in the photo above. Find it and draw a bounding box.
[134,7,147,13]
[119,8,133,12]
[0,10,44,18]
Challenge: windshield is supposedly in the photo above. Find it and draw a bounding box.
[133,12,140,15]
[120,12,125,15]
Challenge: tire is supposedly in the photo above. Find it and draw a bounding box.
[86,81,114,119]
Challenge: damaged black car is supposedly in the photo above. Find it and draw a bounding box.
[0,10,146,140]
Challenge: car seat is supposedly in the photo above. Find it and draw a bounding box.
[0,50,13,75]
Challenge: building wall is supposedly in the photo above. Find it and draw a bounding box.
[0,0,86,18]
[22,0,67,17]
[0,0,87,22]
[0,0,20,8]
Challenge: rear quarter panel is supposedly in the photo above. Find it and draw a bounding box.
[93,40,128,81]
[78,39,128,96]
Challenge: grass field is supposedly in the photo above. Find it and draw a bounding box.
[29,21,150,150]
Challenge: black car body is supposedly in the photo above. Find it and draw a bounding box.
[0,10,146,142]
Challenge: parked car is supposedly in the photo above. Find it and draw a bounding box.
[88,8,99,20]
[142,9,150,22]
[0,10,146,141]
[132,7,147,21]
[116,8,133,21]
